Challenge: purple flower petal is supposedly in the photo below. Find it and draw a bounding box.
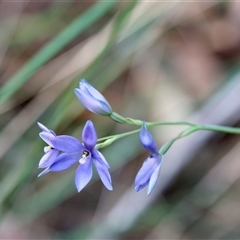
[38,122,50,132]
[39,132,55,146]
[38,167,50,177]
[147,162,162,195]
[93,159,113,190]
[134,154,160,192]
[82,120,97,150]
[80,79,111,108]
[140,122,158,153]
[39,149,60,168]
[51,135,83,152]
[75,159,93,192]
[49,153,80,171]
[74,88,112,116]
[38,122,56,136]
[92,149,110,168]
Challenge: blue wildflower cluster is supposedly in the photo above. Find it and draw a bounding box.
[38,79,162,195]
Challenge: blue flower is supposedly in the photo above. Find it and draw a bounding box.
[38,120,113,193]
[38,122,60,168]
[135,122,162,195]
[75,79,112,116]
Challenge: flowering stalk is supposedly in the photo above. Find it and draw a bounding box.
[95,121,240,153]
[37,78,240,196]
[75,79,240,136]
[110,112,240,135]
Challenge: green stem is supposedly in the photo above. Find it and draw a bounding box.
[99,114,240,151]
[195,124,240,134]
[97,128,140,142]
[110,112,196,127]
[97,121,196,143]
[96,129,141,149]
[111,111,240,134]
[160,124,240,155]
[145,121,195,127]
[97,122,240,149]
[147,123,240,135]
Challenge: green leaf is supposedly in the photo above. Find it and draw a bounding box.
[0,0,118,106]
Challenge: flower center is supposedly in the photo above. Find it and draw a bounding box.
[79,150,89,164]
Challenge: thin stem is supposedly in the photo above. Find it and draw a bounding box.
[97,121,195,142]
[145,121,196,127]
[97,117,240,151]
[110,112,196,127]
[160,124,240,155]
[110,113,240,134]
[126,114,240,134]
[196,124,240,134]
[97,128,140,142]
[98,122,240,144]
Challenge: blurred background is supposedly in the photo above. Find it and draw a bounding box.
[1,0,240,239]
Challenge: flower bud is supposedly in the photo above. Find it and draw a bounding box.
[135,122,162,195]
[75,79,112,116]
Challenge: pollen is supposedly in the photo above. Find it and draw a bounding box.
[79,150,89,164]
[44,145,53,153]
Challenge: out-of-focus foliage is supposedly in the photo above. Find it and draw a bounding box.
[1,1,240,239]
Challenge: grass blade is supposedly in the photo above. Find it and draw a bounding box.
[0,0,118,106]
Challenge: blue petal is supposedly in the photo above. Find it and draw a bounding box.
[39,149,60,168]
[38,122,50,132]
[38,167,50,177]
[49,153,80,171]
[51,135,83,152]
[79,80,105,101]
[82,120,97,150]
[92,149,110,168]
[75,89,111,116]
[80,79,111,109]
[38,122,56,136]
[39,132,55,146]
[134,153,160,192]
[75,159,93,192]
[93,159,113,190]
[140,122,158,153]
[147,161,162,195]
